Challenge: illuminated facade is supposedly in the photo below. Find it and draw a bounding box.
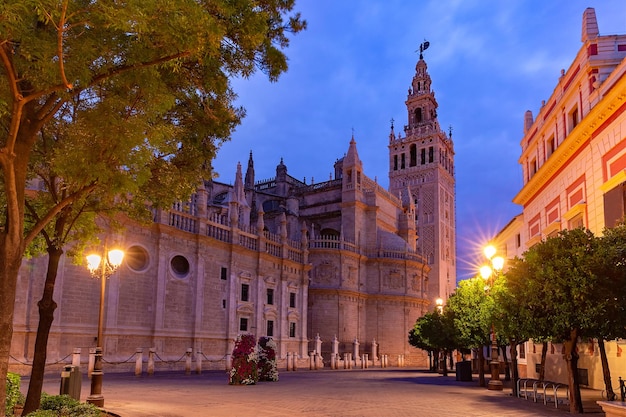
[498,7,626,387]
[388,52,456,304]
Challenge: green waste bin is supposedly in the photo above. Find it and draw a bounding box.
[455,360,472,381]
[60,365,81,400]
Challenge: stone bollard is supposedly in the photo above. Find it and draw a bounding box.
[343,353,348,369]
[371,338,378,364]
[330,353,336,370]
[292,353,298,371]
[225,354,232,371]
[72,348,81,367]
[88,347,96,378]
[185,348,192,375]
[309,352,315,370]
[364,353,369,369]
[147,347,156,375]
[287,352,292,371]
[135,348,143,376]
[348,353,353,369]
[196,351,202,374]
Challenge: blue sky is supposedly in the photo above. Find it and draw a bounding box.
[212,1,626,281]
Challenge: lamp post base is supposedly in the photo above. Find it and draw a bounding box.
[86,394,104,407]
[86,347,104,407]
[487,379,503,390]
[488,358,503,391]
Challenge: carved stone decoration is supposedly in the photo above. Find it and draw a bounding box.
[314,260,337,285]
[384,269,404,290]
[344,265,357,286]
[411,273,421,292]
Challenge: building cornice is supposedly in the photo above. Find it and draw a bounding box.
[514,77,626,207]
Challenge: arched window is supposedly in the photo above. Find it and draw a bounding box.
[414,108,422,123]
[409,144,417,167]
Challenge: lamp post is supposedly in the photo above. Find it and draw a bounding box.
[85,247,124,407]
[435,297,444,314]
[480,244,504,391]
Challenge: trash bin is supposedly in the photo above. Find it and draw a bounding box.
[455,360,472,381]
[60,365,81,400]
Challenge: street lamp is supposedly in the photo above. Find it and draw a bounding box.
[435,298,444,314]
[85,247,124,407]
[480,244,504,391]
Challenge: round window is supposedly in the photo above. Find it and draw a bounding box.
[171,255,190,278]
[125,245,149,272]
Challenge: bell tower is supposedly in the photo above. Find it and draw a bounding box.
[388,43,456,304]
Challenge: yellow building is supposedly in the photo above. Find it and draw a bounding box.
[499,7,626,388]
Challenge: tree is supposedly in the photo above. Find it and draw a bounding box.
[409,310,456,376]
[590,223,626,401]
[492,257,533,396]
[522,229,600,413]
[446,277,492,387]
[0,1,306,414]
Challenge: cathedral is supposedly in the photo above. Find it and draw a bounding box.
[11,54,455,371]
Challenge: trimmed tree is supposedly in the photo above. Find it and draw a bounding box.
[446,277,492,387]
[522,228,600,413]
[591,223,626,401]
[492,257,533,396]
[409,310,456,376]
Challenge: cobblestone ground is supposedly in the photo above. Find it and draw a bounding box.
[35,368,604,417]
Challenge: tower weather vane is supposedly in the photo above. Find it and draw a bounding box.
[418,40,430,59]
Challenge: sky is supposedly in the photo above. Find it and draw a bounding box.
[211,1,626,281]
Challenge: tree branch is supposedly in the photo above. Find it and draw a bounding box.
[24,183,97,247]
[57,0,73,89]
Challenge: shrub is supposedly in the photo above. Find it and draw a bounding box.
[28,393,101,417]
[23,410,57,417]
[6,372,25,416]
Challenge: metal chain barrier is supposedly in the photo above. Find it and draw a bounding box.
[153,351,187,365]
[10,352,72,367]
[103,351,138,365]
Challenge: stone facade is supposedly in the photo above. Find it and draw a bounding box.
[496,7,626,389]
[11,55,456,371]
[388,52,456,304]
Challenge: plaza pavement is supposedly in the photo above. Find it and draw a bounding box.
[33,368,605,417]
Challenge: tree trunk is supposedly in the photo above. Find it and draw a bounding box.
[442,350,448,377]
[478,347,486,387]
[501,345,510,381]
[564,329,583,413]
[539,341,548,381]
[599,339,616,401]
[510,340,520,397]
[0,233,25,417]
[23,246,63,415]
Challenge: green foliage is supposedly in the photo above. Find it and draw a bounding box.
[593,223,626,340]
[446,277,492,349]
[410,310,456,352]
[1,2,306,413]
[493,257,533,345]
[27,393,100,417]
[5,372,24,416]
[519,228,601,342]
[23,411,56,417]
